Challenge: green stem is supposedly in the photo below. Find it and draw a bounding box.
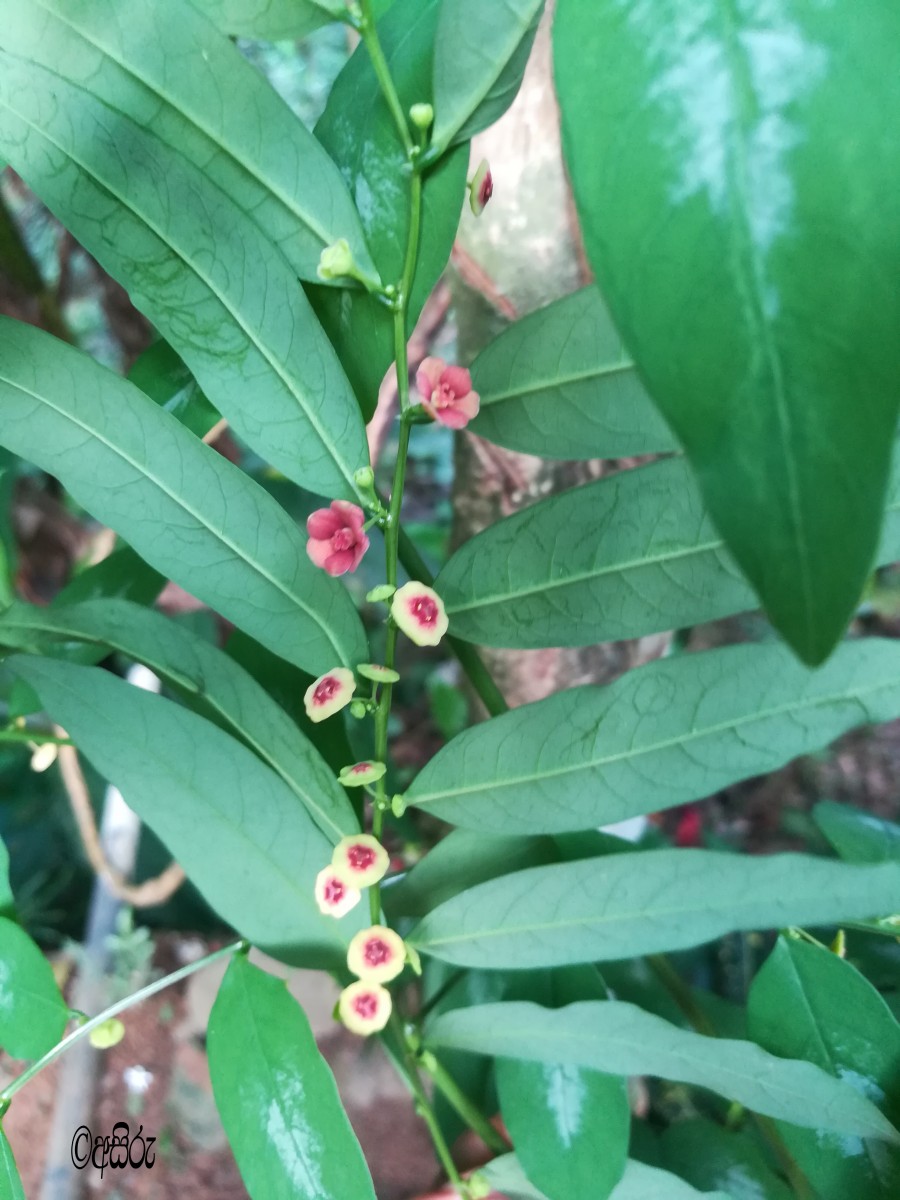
[0,730,73,747]
[0,939,247,1109]
[423,1054,508,1154]
[357,0,414,157]
[753,1115,815,1200]
[647,954,716,1039]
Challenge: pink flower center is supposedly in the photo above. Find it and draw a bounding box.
[479,171,493,208]
[363,938,392,967]
[410,595,438,627]
[348,844,377,870]
[351,763,371,776]
[323,876,345,904]
[332,526,356,551]
[353,992,379,1020]
[314,677,339,705]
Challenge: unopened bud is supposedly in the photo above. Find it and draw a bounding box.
[409,102,433,131]
[366,584,396,603]
[317,238,357,281]
[350,700,368,719]
[354,465,375,491]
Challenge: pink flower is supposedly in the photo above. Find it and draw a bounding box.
[415,358,480,430]
[332,834,390,889]
[338,980,392,1036]
[314,867,361,918]
[391,581,449,647]
[306,500,369,576]
[469,159,493,216]
[304,668,356,723]
[347,925,406,984]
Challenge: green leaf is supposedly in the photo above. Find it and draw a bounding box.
[54,546,166,611]
[438,447,900,650]
[11,656,364,965]
[430,0,545,154]
[496,967,629,1200]
[128,341,219,441]
[208,957,376,1200]
[554,0,900,665]
[191,0,385,40]
[748,937,900,1198]
[409,848,900,969]
[660,1119,793,1200]
[428,1000,900,1143]
[483,1155,733,1200]
[0,917,68,1059]
[0,319,366,675]
[0,599,358,842]
[813,801,900,865]
[469,287,678,459]
[0,6,370,498]
[310,0,468,419]
[0,1130,26,1200]
[406,640,900,834]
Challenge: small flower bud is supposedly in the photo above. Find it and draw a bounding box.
[469,159,493,217]
[390,793,407,818]
[409,102,434,131]
[315,867,362,918]
[405,943,422,976]
[332,834,390,888]
[347,925,406,983]
[338,760,386,787]
[353,465,376,491]
[467,1172,492,1200]
[317,238,357,281]
[357,663,400,684]
[338,980,392,1036]
[89,1018,126,1049]
[367,584,396,603]
[349,700,368,719]
[304,668,356,723]
[29,742,58,773]
[391,581,449,647]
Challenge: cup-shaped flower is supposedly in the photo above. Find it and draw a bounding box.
[304,668,356,723]
[356,663,400,684]
[338,761,386,788]
[391,581,449,647]
[332,834,390,888]
[469,158,493,216]
[415,357,480,429]
[314,867,362,918]
[347,925,406,984]
[306,500,369,576]
[316,238,356,281]
[338,980,392,1036]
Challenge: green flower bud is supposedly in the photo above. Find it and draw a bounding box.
[317,238,356,281]
[366,584,396,603]
[353,465,375,491]
[409,102,434,131]
[349,700,368,719]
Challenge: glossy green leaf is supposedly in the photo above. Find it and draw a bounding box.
[813,801,900,865]
[748,937,900,1198]
[661,1120,792,1200]
[0,1131,25,1200]
[469,287,677,459]
[11,656,364,965]
[0,917,68,1059]
[0,599,358,842]
[428,1000,900,1142]
[554,0,900,665]
[407,640,900,834]
[310,0,468,419]
[208,957,376,1200]
[439,445,900,649]
[496,967,629,1200]
[483,1155,733,1200]
[410,848,900,969]
[0,5,370,498]
[430,0,544,153]
[0,320,366,675]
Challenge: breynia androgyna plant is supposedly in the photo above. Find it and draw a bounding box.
[0,1,898,1197]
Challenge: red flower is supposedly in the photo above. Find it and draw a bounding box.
[304,668,356,723]
[415,358,480,430]
[391,582,449,647]
[306,500,369,576]
[338,980,392,1036]
[314,867,361,918]
[469,159,493,216]
[347,925,406,984]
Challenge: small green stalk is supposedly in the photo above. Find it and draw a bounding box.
[357,0,414,157]
[421,1051,508,1154]
[0,729,73,747]
[0,939,247,1110]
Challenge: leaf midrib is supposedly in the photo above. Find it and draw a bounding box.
[0,372,347,666]
[477,359,636,408]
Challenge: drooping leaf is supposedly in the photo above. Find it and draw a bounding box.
[0,320,366,675]
[496,967,629,1200]
[310,0,468,419]
[0,917,68,1059]
[554,0,900,664]
[428,1000,900,1142]
[208,957,376,1200]
[469,287,677,459]
[813,801,900,865]
[430,0,545,153]
[406,640,900,834]
[482,1155,733,1200]
[409,848,900,969]
[0,599,358,842]
[660,1120,793,1200]
[0,1130,26,1200]
[11,656,364,965]
[438,447,900,650]
[748,936,900,1198]
[0,8,369,498]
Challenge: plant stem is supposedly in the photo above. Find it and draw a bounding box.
[0,939,247,1109]
[753,1115,816,1200]
[357,0,414,157]
[647,954,716,1038]
[423,1054,509,1154]
[0,729,73,747]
